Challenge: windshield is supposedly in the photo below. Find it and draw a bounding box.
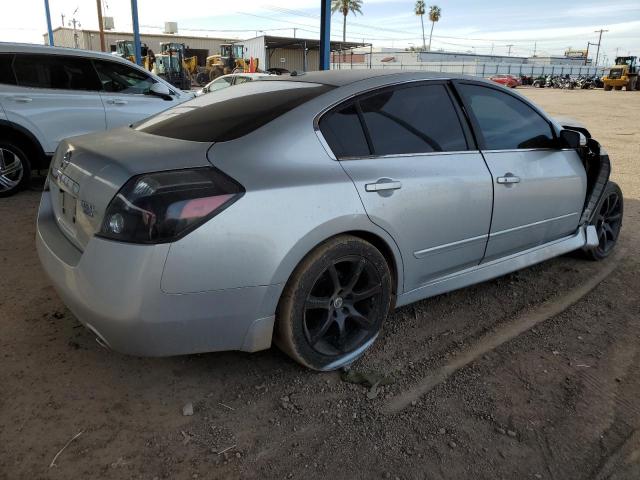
[135,80,333,142]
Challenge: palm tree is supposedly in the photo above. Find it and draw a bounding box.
[415,1,426,51]
[427,5,441,52]
[331,0,363,43]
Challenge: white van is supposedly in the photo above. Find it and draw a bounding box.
[0,42,193,197]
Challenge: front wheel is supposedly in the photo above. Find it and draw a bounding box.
[583,182,623,261]
[275,235,392,371]
[0,142,31,198]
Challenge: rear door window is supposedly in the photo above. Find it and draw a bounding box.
[359,84,468,155]
[93,60,156,94]
[318,103,370,158]
[13,54,101,91]
[0,54,16,85]
[457,83,555,150]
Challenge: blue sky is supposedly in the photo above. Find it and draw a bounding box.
[2,0,639,63]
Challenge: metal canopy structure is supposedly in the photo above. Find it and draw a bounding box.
[255,35,367,72]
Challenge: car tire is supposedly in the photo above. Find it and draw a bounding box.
[582,182,623,261]
[0,141,31,198]
[275,235,392,371]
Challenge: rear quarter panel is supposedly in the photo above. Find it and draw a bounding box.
[160,111,404,294]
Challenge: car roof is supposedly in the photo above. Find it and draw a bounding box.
[264,69,475,87]
[0,42,130,64]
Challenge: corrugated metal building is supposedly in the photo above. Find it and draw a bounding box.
[44,27,235,57]
[237,35,366,72]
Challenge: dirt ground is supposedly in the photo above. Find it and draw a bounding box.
[1,87,639,480]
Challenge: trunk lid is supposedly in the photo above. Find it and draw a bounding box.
[49,127,212,251]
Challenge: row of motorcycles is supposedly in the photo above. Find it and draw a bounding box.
[523,74,604,89]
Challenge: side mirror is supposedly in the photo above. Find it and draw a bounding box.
[149,82,172,100]
[560,129,587,149]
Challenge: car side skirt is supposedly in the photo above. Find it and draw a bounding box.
[396,225,596,308]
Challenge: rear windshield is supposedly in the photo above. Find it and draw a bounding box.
[134,81,333,142]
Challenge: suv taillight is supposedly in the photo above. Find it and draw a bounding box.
[98,167,243,244]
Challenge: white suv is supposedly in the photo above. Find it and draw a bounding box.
[0,43,193,197]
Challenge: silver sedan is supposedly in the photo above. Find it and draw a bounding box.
[36,71,623,370]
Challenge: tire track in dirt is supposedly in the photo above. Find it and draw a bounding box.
[384,252,622,415]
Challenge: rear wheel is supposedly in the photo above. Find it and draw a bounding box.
[275,235,392,371]
[583,182,623,261]
[0,142,30,197]
[604,84,613,91]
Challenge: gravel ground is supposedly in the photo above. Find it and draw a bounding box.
[1,87,639,480]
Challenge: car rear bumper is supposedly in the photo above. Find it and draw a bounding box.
[36,191,281,357]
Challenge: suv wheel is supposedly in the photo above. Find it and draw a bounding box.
[0,142,30,197]
[275,235,392,371]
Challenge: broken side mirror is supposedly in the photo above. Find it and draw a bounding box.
[560,129,587,149]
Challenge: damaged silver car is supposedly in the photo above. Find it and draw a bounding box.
[36,71,622,370]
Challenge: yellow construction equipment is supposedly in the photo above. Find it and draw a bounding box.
[602,56,640,91]
[195,44,259,84]
[113,40,155,71]
[152,43,197,90]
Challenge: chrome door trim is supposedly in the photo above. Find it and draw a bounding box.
[414,233,488,259]
[489,212,580,238]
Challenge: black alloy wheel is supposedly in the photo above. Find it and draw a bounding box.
[275,235,392,371]
[585,182,623,260]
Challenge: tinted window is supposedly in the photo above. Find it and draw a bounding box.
[13,54,101,90]
[135,82,333,142]
[94,60,155,94]
[0,54,16,85]
[458,84,555,150]
[319,103,370,158]
[359,84,467,155]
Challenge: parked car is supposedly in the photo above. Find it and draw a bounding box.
[0,42,193,197]
[37,71,622,371]
[196,73,274,96]
[489,74,520,88]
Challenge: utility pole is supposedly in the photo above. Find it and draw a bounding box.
[61,14,65,27]
[593,29,608,67]
[506,44,514,57]
[532,41,537,57]
[96,0,106,52]
[69,11,81,49]
[293,28,297,38]
[44,0,54,46]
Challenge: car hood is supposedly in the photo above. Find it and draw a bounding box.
[48,127,212,250]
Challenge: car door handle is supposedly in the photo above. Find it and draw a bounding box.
[107,99,128,105]
[365,180,402,192]
[13,96,32,103]
[496,174,521,184]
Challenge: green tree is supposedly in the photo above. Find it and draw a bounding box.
[331,0,363,42]
[415,1,426,51]
[427,5,442,52]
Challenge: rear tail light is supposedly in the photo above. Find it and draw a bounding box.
[98,167,243,244]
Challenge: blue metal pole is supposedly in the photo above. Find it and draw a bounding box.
[44,0,54,46]
[319,0,331,70]
[130,0,142,65]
